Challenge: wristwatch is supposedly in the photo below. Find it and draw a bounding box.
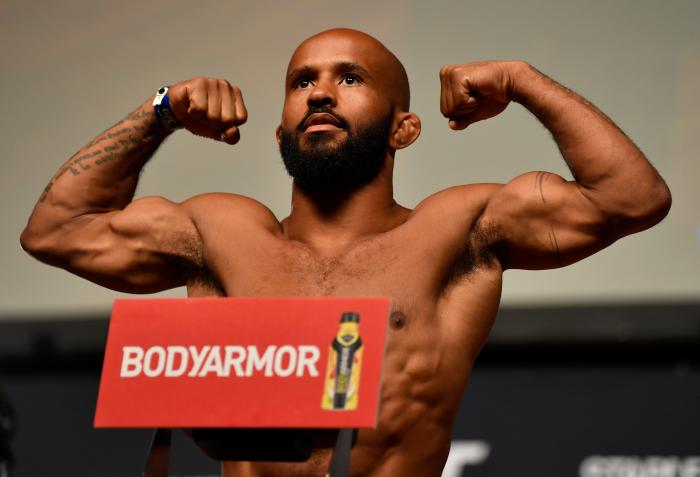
[152,86,182,131]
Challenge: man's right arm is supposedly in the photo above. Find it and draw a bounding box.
[20,78,247,292]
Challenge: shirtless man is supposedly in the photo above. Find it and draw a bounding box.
[21,28,671,476]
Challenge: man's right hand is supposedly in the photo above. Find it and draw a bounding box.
[168,77,248,145]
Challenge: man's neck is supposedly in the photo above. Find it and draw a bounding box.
[282,162,409,256]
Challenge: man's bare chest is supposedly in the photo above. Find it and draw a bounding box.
[189,227,504,397]
[189,215,502,336]
[206,234,427,299]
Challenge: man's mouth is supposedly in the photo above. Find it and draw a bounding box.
[302,113,344,133]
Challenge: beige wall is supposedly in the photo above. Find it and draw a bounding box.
[2,0,697,317]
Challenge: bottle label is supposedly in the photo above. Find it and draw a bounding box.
[321,315,363,411]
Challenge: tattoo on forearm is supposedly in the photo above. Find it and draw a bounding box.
[38,106,162,203]
[126,109,156,121]
[547,226,562,266]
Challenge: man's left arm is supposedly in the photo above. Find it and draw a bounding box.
[440,61,672,270]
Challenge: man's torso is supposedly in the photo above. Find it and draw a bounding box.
[184,186,503,477]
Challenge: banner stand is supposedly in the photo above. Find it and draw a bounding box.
[141,427,357,477]
[326,428,358,477]
[143,428,170,477]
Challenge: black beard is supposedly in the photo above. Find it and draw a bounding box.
[279,107,392,194]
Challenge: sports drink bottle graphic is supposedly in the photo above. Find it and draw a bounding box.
[321,312,363,410]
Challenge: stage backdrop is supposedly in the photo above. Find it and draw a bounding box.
[2,0,698,317]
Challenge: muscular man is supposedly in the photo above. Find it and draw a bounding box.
[21,29,671,476]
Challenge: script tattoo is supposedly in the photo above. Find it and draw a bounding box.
[126,109,156,121]
[38,107,163,202]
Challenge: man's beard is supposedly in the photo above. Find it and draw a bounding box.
[279,107,392,193]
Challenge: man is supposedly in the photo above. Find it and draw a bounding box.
[21,28,671,476]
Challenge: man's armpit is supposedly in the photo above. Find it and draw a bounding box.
[107,196,205,272]
[447,218,505,283]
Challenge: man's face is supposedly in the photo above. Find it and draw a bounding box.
[278,33,395,192]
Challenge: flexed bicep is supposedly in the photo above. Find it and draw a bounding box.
[439,61,670,270]
[25,196,204,293]
[481,171,616,270]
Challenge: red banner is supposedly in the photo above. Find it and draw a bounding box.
[94,297,390,428]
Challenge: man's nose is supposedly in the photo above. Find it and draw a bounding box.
[307,77,337,109]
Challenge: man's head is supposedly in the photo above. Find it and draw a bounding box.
[277,28,421,193]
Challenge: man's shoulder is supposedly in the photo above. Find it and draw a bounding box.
[180,193,281,232]
[398,184,506,279]
[403,183,506,250]
[412,183,504,220]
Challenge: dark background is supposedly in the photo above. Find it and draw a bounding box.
[1,302,699,477]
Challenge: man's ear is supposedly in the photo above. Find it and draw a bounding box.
[275,125,282,146]
[389,112,421,150]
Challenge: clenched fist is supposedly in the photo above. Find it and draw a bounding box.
[439,61,524,130]
[167,77,248,144]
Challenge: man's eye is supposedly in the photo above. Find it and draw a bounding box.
[342,75,360,85]
[297,79,311,88]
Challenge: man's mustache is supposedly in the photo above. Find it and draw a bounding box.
[296,107,349,133]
